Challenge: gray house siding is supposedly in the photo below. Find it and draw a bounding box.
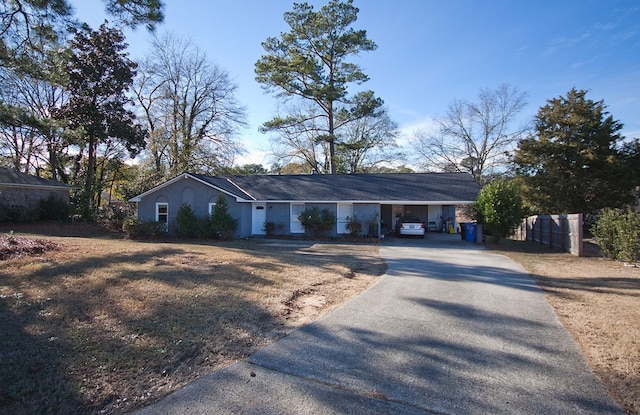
[0,187,70,209]
[1,167,73,221]
[130,172,480,239]
[236,202,252,237]
[136,176,245,237]
[263,202,380,237]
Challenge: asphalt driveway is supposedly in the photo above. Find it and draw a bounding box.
[136,234,622,414]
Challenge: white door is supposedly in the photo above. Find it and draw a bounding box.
[337,203,353,234]
[252,203,267,235]
[428,205,441,232]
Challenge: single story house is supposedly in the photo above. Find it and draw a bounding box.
[129,172,480,238]
[0,167,73,219]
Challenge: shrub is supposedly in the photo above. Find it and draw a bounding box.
[37,194,71,221]
[475,179,525,242]
[345,215,362,237]
[592,208,640,263]
[615,211,640,263]
[209,194,238,240]
[176,203,200,238]
[591,208,619,259]
[0,203,30,222]
[122,218,167,239]
[298,207,336,237]
[367,212,380,237]
[97,203,132,231]
[263,221,276,236]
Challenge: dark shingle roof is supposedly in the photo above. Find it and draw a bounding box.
[222,173,479,202]
[188,174,253,198]
[0,167,72,189]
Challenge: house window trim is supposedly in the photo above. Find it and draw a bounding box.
[208,202,216,215]
[155,202,169,232]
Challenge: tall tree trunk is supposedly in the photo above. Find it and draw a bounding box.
[47,140,58,181]
[84,136,97,218]
[328,103,336,174]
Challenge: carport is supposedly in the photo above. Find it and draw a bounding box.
[381,203,458,235]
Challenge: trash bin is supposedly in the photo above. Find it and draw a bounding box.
[464,223,477,243]
[460,223,466,240]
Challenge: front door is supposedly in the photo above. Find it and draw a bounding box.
[252,203,267,235]
[428,205,441,232]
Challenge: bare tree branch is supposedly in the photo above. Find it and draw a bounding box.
[412,83,529,183]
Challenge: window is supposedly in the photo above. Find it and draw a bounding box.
[156,202,168,231]
[337,203,353,234]
[208,202,216,215]
[290,203,305,233]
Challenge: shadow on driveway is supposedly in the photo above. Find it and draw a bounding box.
[136,231,623,415]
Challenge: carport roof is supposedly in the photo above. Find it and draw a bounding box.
[187,172,480,203]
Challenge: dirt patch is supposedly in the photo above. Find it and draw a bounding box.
[488,239,640,415]
[0,227,385,414]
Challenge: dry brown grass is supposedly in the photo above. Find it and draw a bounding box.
[0,226,384,414]
[3,223,638,415]
[488,239,640,415]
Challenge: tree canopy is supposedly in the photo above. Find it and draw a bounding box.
[56,23,146,218]
[133,33,246,178]
[413,84,528,184]
[255,0,382,174]
[1,0,163,67]
[513,88,636,214]
[0,39,71,179]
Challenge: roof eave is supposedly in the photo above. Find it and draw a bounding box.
[128,173,252,203]
[248,199,477,204]
[0,183,74,190]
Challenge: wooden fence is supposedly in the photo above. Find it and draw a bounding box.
[513,214,583,256]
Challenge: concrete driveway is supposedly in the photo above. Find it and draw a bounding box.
[136,234,622,414]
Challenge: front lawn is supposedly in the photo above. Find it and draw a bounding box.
[0,228,384,414]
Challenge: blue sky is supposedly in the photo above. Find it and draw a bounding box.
[72,0,640,167]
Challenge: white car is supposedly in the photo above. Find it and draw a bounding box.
[396,216,426,238]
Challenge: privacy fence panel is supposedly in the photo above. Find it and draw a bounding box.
[513,214,583,256]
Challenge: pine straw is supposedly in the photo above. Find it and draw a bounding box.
[0,234,60,260]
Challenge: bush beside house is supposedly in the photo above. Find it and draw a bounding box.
[592,208,640,263]
[298,207,336,238]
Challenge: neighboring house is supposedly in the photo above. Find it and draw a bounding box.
[129,172,480,238]
[0,167,73,218]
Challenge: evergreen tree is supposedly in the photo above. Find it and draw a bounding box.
[56,23,147,218]
[210,193,237,240]
[255,0,379,174]
[513,88,634,214]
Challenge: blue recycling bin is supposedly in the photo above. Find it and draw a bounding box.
[464,223,477,243]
